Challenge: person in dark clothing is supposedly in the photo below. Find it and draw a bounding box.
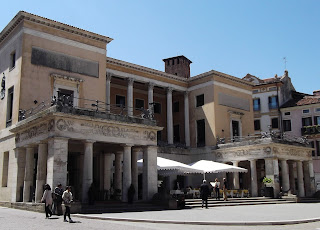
[52,183,63,215]
[200,180,210,208]
[223,178,228,201]
[128,184,135,204]
[88,183,96,205]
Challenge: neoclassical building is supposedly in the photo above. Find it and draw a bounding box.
[0,11,315,207]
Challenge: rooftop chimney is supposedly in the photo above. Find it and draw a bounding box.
[163,55,192,79]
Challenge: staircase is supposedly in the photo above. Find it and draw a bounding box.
[184,197,296,209]
[80,201,166,214]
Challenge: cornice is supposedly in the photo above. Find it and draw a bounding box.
[106,57,188,83]
[0,11,113,46]
[190,70,254,87]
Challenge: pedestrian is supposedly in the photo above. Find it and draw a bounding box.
[214,178,220,200]
[52,183,63,215]
[223,178,228,201]
[62,186,74,223]
[41,184,53,219]
[88,182,96,205]
[200,180,210,208]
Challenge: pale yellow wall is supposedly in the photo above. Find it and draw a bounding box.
[20,22,107,113]
[189,83,215,147]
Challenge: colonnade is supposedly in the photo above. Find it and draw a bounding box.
[106,73,190,147]
[230,158,315,198]
[13,138,158,203]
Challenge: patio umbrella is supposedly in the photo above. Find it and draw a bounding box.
[189,160,248,180]
[137,157,202,175]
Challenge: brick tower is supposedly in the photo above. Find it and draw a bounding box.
[163,55,192,79]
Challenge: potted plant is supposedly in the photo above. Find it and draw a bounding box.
[262,177,274,198]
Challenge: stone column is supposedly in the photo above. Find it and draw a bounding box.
[167,87,173,145]
[103,153,112,197]
[148,83,154,112]
[232,161,240,189]
[265,158,280,197]
[127,78,134,117]
[184,91,190,147]
[122,145,132,202]
[281,159,290,192]
[250,159,258,197]
[23,146,34,202]
[11,148,26,202]
[143,146,158,200]
[35,142,48,203]
[82,140,95,203]
[308,160,316,195]
[296,160,305,197]
[303,161,312,197]
[288,161,296,194]
[106,73,112,113]
[114,151,123,192]
[132,148,140,201]
[47,138,68,190]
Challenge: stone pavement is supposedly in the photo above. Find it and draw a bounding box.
[74,203,320,226]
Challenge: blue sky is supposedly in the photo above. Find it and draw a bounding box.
[1,0,319,94]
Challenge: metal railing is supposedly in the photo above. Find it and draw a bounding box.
[18,94,156,125]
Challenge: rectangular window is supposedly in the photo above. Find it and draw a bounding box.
[314,116,320,125]
[302,117,312,126]
[284,112,291,116]
[253,98,261,111]
[10,51,16,69]
[317,141,320,157]
[268,87,277,91]
[254,120,261,131]
[58,88,74,106]
[173,124,180,143]
[173,101,179,112]
[154,102,161,114]
[197,119,205,147]
[268,96,278,109]
[6,87,14,127]
[135,99,144,110]
[283,120,292,132]
[252,89,259,94]
[302,109,310,114]
[116,95,125,107]
[196,94,204,107]
[271,118,279,128]
[316,108,320,113]
[2,152,9,187]
[172,59,174,65]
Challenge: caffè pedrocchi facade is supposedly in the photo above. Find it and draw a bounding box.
[0,11,315,208]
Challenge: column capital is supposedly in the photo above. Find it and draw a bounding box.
[127,77,134,86]
[167,87,173,93]
[249,159,257,163]
[132,147,143,153]
[184,91,189,96]
[148,83,155,90]
[82,140,96,144]
[106,73,112,81]
[121,143,134,148]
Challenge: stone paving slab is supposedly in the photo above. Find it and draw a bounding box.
[74,203,320,226]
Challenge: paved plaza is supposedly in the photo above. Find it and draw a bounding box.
[1,203,320,230]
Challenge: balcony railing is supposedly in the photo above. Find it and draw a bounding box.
[18,94,156,126]
[301,125,320,136]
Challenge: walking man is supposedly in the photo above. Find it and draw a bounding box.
[200,180,210,209]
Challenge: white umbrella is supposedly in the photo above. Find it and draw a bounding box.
[137,157,202,175]
[189,160,248,179]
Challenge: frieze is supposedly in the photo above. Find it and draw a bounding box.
[15,122,49,143]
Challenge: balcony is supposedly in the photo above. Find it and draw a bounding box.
[301,125,320,136]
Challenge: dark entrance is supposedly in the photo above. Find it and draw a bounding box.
[197,119,205,147]
[232,120,240,139]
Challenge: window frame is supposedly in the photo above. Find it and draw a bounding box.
[6,86,14,127]
[254,119,261,131]
[283,119,292,132]
[116,95,126,107]
[302,117,312,127]
[196,94,204,107]
[173,101,180,113]
[9,50,16,70]
[268,95,278,110]
[271,117,279,129]
[302,109,310,114]
[253,98,261,111]
[135,98,144,110]
[154,102,161,114]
